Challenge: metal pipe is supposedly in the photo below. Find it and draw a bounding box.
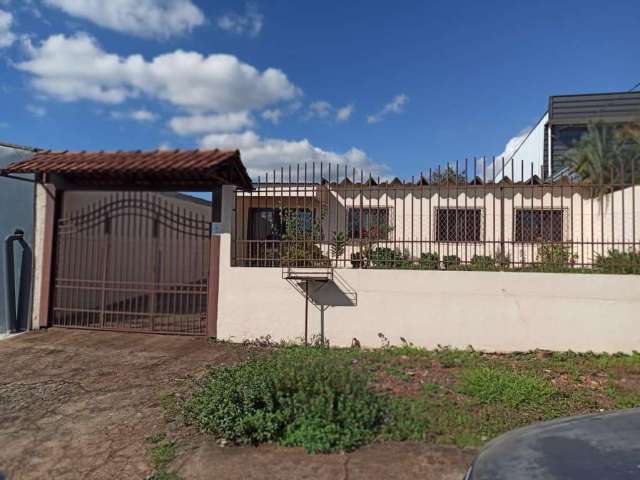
[3,229,32,333]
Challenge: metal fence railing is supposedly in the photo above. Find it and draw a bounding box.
[232,159,640,274]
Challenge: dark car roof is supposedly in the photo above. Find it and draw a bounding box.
[469,408,640,480]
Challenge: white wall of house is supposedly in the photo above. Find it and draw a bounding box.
[216,233,640,353]
[235,184,640,266]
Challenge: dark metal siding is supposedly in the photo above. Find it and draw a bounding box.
[549,92,640,125]
[548,92,640,175]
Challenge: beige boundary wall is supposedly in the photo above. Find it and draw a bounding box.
[217,234,640,353]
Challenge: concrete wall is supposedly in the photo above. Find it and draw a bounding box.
[217,234,640,353]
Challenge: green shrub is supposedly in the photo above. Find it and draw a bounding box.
[419,252,440,270]
[469,255,495,271]
[350,251,368,269]
[281,241,329,267]
[443,255,461,270]
[281,211,329,267]
[535,243,577,272]
[594,249,640,274]
[369,247,409,269]
[183,348,386,453]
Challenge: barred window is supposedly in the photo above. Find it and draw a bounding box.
[347,208,391,240]
[514,209,563,242]
[436,208,481,242]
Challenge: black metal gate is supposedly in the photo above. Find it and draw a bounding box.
[52,192,211,335]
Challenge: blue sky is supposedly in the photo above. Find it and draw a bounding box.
[0,0,638,179]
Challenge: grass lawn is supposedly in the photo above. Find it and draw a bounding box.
[175,342,640,455]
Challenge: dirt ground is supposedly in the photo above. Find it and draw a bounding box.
[0,329,476,479]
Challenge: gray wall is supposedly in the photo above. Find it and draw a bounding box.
[549,92,640,125]
[0,146,35,332]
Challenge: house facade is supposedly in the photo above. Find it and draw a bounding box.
[233,178,640,270]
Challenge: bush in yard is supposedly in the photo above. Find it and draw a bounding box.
[535,242,577,272]
[443,255,461,270]
[594,249,640,274]
[469,255,495,271]
[369,247,409,269]
[419,252,439,270]
[183,348,386,453]
[281,211,329,267]
[350,251,369,269]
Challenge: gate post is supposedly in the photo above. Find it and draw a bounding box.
[35,183,59,329]
[207,235,221,338]
[207,185,235,338]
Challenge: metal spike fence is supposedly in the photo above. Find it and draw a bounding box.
[232,158,640,274]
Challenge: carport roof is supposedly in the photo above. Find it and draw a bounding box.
[0,148,253,191]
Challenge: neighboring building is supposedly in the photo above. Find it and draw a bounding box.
[0,142,38,333]
[502,91,640,181]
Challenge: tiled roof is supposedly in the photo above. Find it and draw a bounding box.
[1,148,253,190]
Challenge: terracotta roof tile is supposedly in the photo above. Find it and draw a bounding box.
[1,148,253,190]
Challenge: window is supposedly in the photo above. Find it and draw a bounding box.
[436,208,481,242]
[556,126,587,150]
[347,208,390,240]
[248,208,281,240]
[248,208,314,240]
[514,209,563,242]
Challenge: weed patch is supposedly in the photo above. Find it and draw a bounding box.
[145,433,180,480]
[179,345,640,453]
[459,367,556,410]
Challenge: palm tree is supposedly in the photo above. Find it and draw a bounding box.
[562,121,640,191]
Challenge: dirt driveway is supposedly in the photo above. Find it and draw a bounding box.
[0,329,475,479]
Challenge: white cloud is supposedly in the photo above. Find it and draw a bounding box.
[306,100,332,119]
[0,10,16,48]
[43,0,205,39]
[476,126,535,181]
[169,111,254,135]
[367,94,409,124]
[497,128,530,161]
[26,104,47,117]
[336,103,354,122]
[130,109,157,122]
[17,33,301,113]
[216,3,263,37]
[200,130,389,178]
[111,108,158,122]
[305,101,354,123]
[261,101,302,124]
[261,108,282,124]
